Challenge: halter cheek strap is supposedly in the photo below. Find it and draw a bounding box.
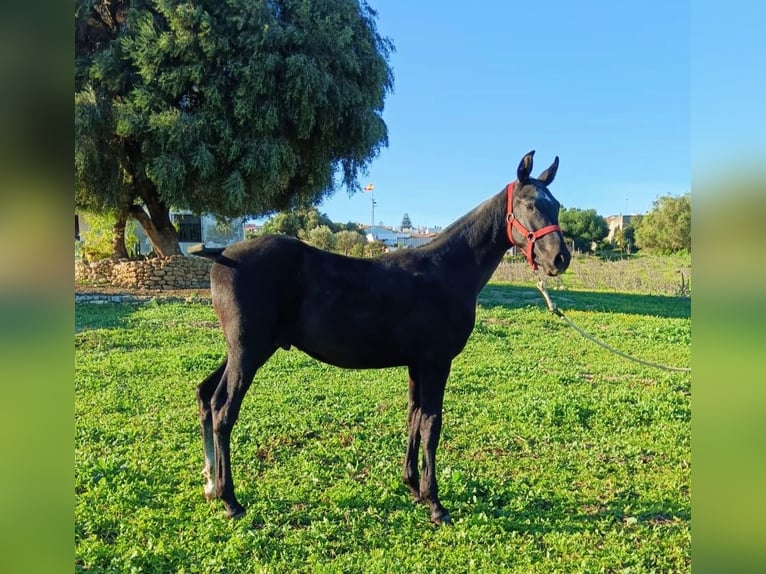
[505,182,562,272]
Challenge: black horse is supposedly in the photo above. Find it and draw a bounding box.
[194,150,570,524]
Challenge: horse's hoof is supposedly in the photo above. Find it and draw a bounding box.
[203,484,216,501]
[431,512,452,526]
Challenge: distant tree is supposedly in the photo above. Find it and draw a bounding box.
[558,207,608,252]
[614,226,633,254]
[302,207,336,234]
[335,229,366,255]
[348,242,367,258]
[259,211,302,237]
[635,194,691,253]
[303,225,337,252]
[365,240,386,257]
[75,0,394,257]
[259,206,336,237]
[612,216,642,254]
[336,221,364,233]
[401,213,412,229]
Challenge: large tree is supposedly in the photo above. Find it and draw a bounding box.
[75,0,394,257]
[635,193,691,253]
[558,207,608,252]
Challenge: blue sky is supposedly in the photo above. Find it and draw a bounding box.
[315,0,690,230]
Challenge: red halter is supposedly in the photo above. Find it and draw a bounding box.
[505,181,562,272]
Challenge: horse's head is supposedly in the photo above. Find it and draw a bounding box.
[506,150,571,276]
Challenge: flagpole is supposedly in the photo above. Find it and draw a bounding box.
[371,190,375,229]
[364,183,376,230]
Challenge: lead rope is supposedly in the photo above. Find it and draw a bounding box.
[535,278,692,373]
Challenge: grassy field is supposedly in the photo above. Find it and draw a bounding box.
[493,253,691,296]
[75,277,691,572]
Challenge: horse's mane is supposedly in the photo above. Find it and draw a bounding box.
[415,191,504,258]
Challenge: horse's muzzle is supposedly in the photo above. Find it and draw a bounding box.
[553,251,570,274]
[541,249,570,276]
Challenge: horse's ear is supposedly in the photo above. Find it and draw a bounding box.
[517,150,535,184]
[537,156,559,186]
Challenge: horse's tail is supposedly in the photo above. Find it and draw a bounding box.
[188,243,225,260]
[189,243,239,269]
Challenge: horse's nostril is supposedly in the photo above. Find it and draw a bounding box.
[554,253,568,270]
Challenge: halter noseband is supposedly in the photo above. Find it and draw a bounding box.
[505,181,562,272]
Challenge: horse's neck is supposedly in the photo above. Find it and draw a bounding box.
[425,190,509,295]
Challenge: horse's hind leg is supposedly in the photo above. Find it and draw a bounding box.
[211,342,276,518]
[197,359,227,501]
[403,365,422,502]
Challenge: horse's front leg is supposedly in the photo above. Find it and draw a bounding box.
[403,366,422,502]
[197,359,227,501]
[418,361,452,525]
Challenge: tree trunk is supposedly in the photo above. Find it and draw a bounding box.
[112,209,129,259]
[130,183,182,257]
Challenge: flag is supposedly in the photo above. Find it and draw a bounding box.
[363,183,374,192]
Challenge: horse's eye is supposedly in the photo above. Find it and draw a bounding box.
[525,203,536,212]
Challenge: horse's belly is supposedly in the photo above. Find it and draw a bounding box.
[301,347,406,370]
[293,333,410,370]
[290,308,415,369]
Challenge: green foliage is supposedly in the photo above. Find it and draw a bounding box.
[301,225,337,251]
[78,212,141,261]
[78,212,116,261]
[75,0,394,254]
[74,85,133,214]
[259,205,368,255]
[558,207,608,252]
[260,211,303,237]
[635,194,691,254]
[260,206,336,236]
[614,219,641,254]
[76,285,690,572]
[335,229,367,255]
[124,218,142,258]
[363,240,387,257]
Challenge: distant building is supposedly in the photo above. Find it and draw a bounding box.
[363,225,438,249]
[243,222,263,237]
[363,225,405,247]
[605,214,636,242]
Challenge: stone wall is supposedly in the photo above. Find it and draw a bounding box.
[75,292,212,305]
[75,256,213,290]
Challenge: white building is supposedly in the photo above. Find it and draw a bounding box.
[363,225,407,247]
[363,225,438,250]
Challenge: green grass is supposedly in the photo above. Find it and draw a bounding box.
[75,284,690,573]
